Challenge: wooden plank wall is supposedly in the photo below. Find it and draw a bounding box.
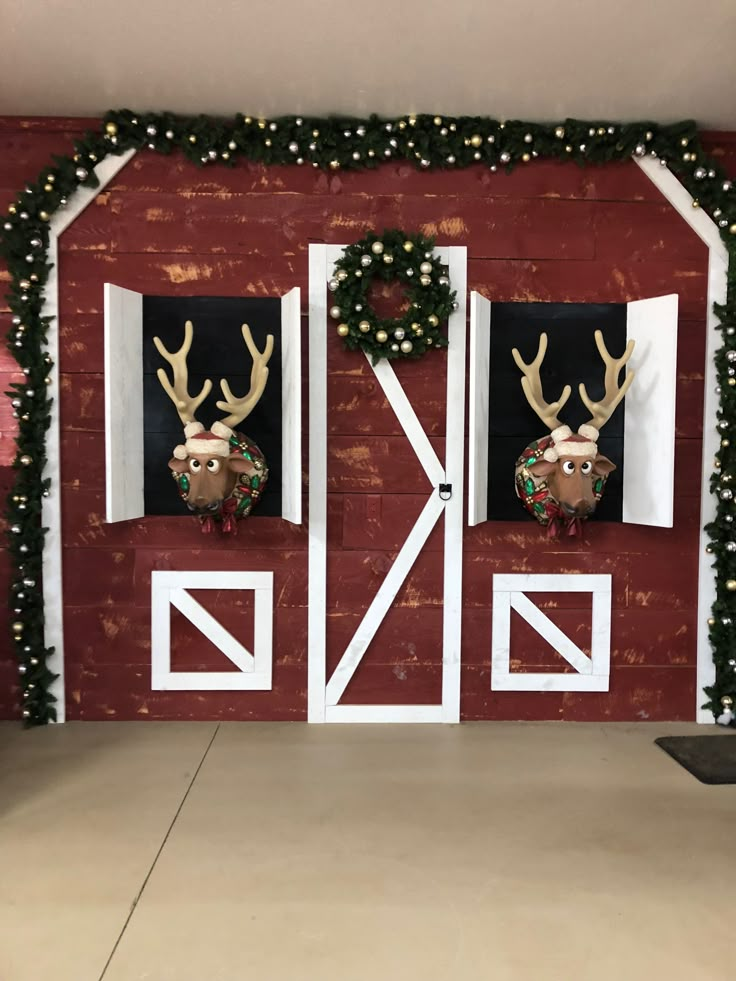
[1,117,735,721]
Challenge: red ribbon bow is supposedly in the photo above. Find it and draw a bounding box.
[198,496,239,535]
[546,509,582,540]
[219,496,239,536]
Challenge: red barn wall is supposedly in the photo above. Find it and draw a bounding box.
[1,117,735,722]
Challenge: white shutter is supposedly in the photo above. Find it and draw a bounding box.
[468,291,492,526]
[622,293,679,527]
[280,287,302,524]
[104,282,144,522]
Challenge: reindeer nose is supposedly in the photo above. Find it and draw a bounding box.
[562,500,594,517]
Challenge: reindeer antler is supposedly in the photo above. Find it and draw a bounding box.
[512,332,572,431]
[579,330,636,431]
[153,320,212,425]
[215,324,274,429]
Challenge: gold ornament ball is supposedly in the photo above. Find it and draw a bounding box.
[383,254,394,264]
[257,119,267,129]
[12,621,23,634]
[188,135,197,144]
[105,122,118,136]
[470,134,482,148]
[729,378,736,387]
[400,340,414,354]
[376,330,388,343]
[39,211,50,222]
[19,455,32,466]
[358,320,371,333]
[44,183,53,192]
[426,337,433,345]
[555,126,565,138]
[727,580,736,591]
[433,116,443,126]
[329,160,340,170]
[522,153,531,162]
[411,322,421,332]
[403,241,414,252]
[730,224,736,235]
[708,617,716,626]
[419,261,432,275]
[371,241,384,255]
[329,305,341,319]
[337,324,350,337]
[428,313,439,327]
[415,327,424,337]
[336,269,348,281]
[419,274,432,286]
[722,695,734,707]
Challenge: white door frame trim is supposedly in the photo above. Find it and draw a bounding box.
[634,155,728,723]
[307,243,467,723]
[42,149,137,722]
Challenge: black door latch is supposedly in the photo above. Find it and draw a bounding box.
[439,483,452,501]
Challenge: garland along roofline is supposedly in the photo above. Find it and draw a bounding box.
[0,110,734,725]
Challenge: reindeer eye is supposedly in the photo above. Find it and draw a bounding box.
[562,460,576,475]
[189,459,202,473]
[206,459,221,474]
[580,460,593,476]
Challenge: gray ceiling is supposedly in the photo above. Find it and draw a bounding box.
[2,0,735,129]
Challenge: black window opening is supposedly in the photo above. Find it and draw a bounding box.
[142,295,283,517]
[487,302,627,523]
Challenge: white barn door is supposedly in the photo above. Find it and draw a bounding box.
[308,244,467,723]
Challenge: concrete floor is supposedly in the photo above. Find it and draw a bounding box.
[0,721,733,981]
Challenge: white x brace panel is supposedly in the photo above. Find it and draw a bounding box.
[151,570,273,690]
[491,573,612,692]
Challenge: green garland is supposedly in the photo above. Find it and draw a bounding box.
[1,109,735,725]
[330,230,456,362]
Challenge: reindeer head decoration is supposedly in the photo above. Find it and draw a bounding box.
[512,330,635,537]
[154,320,274,534]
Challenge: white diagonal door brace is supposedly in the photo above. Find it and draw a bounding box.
[325,354,445,706]
[325,493,445,705]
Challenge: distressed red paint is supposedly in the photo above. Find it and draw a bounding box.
[1,117,735,721]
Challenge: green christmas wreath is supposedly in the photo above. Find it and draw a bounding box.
[329,229,457,362]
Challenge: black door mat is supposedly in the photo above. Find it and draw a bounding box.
[655,734,736,784]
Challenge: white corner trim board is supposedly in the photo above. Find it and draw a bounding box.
[42,149,137,722]
[491,573,612,692]
[635,155,729,723]
[151,570,273,691]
